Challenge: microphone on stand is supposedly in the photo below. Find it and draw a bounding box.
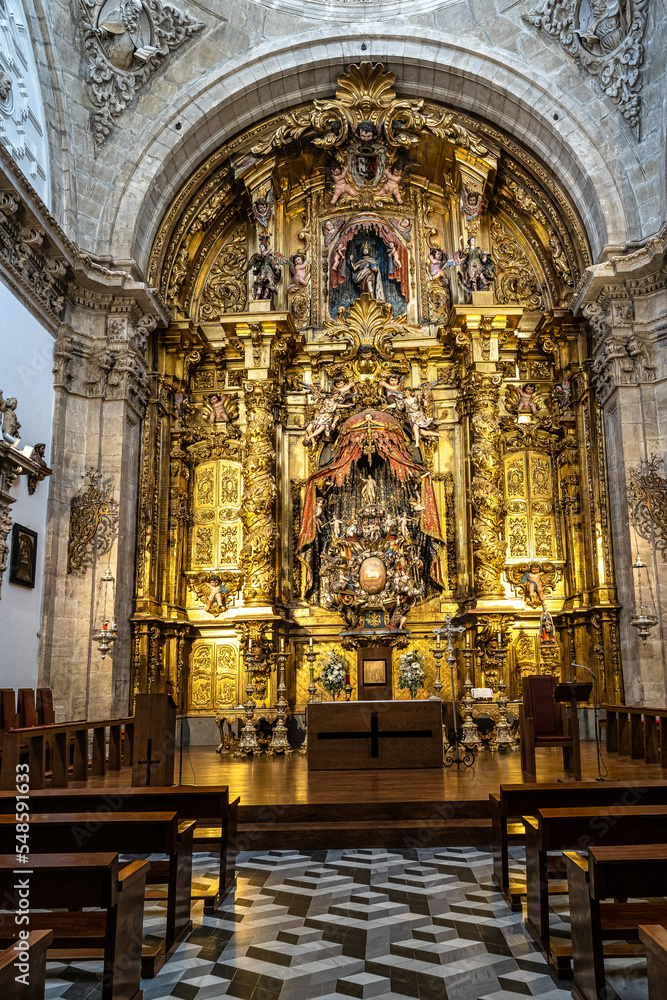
[572,662,607,781]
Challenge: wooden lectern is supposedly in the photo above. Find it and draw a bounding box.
[132,693,177,787]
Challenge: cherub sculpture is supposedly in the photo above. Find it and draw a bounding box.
[460,184,483,223]
[251,190,273,229]
[288,253,309,291]
[376,164,404,204]
[521,563,545,607]
[505,382,544,417]
[206,392,237,424]
[379,373,407,410]
[204,574,230,613]
[303,377,355,446]
[428,247,449,285]
[330,164,357,205]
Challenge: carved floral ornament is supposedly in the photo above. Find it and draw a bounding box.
[524,0,647,139]
[628,456,667,560]
[78,0,205,152]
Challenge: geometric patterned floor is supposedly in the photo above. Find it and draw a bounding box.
[43,847,649,1000]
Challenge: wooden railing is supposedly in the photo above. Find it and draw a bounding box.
[0,716,134,789]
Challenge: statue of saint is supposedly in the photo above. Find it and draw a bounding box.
[98,1,157,71]
[349,242,385,301]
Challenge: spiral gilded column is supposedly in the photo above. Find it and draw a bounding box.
[240,380,279,606]
[464,371,505,600]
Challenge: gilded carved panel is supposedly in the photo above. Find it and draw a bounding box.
[503,451,559,563]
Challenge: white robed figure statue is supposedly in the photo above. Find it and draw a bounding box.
[349,242,385,301]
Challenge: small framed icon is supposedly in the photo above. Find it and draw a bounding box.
[362,658,387,686]
[9,524,37,588]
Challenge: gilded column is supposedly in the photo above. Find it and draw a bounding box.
[240,380,279,607]
[464,371,505,601]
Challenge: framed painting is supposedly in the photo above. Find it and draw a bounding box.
[9,524,37,588]
[362,658,387,687]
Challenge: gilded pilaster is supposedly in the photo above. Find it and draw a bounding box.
[240,379,279,607]
[462,371,505,601]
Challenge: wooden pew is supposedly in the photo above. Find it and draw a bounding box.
[0,929,53,1000]
[524,804,667,972]
[0,811,194,975]
[566,846,667,1000]
[5,786,239,912]
[0,853,147,1000]
[604,704,667,767]
[490,779,667,908]
[639,924,667,1000]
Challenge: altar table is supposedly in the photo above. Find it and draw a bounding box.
[307,700,444,771]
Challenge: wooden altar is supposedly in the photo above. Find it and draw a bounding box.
[307,700,443,771]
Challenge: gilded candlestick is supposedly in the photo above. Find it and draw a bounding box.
[268,642,291,754]
[235,642,262,755]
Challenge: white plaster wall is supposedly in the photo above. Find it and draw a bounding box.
[0,277,53,694]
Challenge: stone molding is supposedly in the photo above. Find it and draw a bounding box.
[523,0,647,139]
[78,0,205,153]
[0,142,169,415]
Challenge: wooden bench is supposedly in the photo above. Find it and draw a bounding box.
[0,717,134,789]
[8,786,240,912]
[0,810,194,976]
[490,779,667,909]
[0,853,147,1000]
[639,924,667,1000]
[525,804,667,972]
[0,929,53,1000]
[604,704,667,766]
[566,846,667,1000]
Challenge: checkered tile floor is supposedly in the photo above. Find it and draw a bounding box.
[43,847,649,1000]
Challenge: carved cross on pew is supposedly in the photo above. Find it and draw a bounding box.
[316,711,433,758]
[138,739,161,786]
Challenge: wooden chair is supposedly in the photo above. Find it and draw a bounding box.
[520,675,580,780]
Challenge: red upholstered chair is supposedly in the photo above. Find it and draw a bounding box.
[520,675,581,780]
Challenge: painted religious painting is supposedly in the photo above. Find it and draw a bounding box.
[9,524,37,588]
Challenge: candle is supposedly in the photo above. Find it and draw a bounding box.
[309,636,314,649]
[280,636,285,653]
[466,630,471,649]
[248,637,252,651]
[345,674,350,685]
[436,632,441,649]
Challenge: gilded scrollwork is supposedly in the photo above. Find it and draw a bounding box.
[490,219,543,310]
[628,456,667,559]
[198,224,248,319]
[67,470,119,574]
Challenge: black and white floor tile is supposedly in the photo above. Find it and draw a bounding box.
[43,847,649,1000]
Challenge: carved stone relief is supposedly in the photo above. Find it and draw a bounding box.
[524,0,647,138]
[79,0,205,152]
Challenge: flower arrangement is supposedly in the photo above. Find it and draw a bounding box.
[398,649,426,699]
[317,649,349,700]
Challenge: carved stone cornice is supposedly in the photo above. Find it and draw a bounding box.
[0,144,170,336]
[569,223,667,312]
[584,296,655,403]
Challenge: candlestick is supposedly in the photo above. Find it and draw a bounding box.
[268,643,291,754]
[434,616,473,768]
[235,642,261,755]
[299,641,319,756]
[309,635,314,649]
[489,637,518,752]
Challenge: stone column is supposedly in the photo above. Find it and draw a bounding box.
[572,231,667,707]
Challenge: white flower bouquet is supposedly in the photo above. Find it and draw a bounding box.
[398,650,426,699]
[317,650,349,700]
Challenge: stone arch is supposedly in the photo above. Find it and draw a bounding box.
[98,29,640,271]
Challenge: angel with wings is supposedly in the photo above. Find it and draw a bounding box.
[505,382,546,416]
[247,235,287,300]
[403,383,445,448]
[303,377,355,446]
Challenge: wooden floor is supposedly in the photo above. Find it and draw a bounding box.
[88,741,662,804]
[81,742,664,850]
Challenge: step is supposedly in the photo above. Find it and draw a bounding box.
[247,938,342,968]
[277,926,323,945]
[390,935,487,964]
[412,924,459,943]
[336,971,392,998]
[498,968,557,995]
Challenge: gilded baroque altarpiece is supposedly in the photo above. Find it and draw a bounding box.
[132,63,622,717]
